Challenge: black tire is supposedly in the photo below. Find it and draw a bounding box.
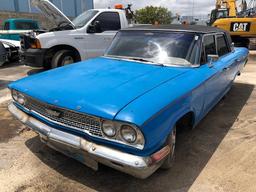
[51,50,77,68]
[161,126,176,169]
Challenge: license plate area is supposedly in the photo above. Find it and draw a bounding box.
[230,22,251,32]
[47,140,99,170]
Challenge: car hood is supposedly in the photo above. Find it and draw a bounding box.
[0,39,20,48]
[31,0,74,28]
[9,57,189,120]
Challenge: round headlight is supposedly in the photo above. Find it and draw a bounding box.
[120,125,137,143]
[12,90,18,101]
[17,94,25,105]
[102,121,116,137]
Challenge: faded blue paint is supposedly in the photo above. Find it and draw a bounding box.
[0,0,93,17]
[62,0,75,17]
[19,0,30,12]
[0,0,15,11]
[51,0,62,11]
[14,0,19,12]
[84,0,94,10]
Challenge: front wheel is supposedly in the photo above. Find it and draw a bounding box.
[161,126,176,169]
[51,50,77,68]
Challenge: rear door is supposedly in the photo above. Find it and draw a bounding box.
[201,34,228,112]
[84,12,121,59]
[216,34,238,85]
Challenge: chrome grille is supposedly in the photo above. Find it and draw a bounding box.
[24,97,103,137]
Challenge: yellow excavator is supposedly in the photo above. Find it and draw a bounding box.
[209,0,256,47]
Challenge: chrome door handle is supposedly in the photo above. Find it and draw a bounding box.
[223,67,230,71]
[235,58,242,62]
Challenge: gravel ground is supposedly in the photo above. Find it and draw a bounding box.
[0,54,255,192]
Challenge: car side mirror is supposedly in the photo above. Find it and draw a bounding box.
[87,21,102,33]
[207,54,219,67]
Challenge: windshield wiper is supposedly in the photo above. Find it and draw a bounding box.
[128,57,154,63]
[106,55,165,66]
[125,57,166,67]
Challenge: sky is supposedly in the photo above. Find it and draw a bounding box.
[93,0,216,16]
[94,0,245,17]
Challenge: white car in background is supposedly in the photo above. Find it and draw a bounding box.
[21,0,134,69]
[0,39,20,66]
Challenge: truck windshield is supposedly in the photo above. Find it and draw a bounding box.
[73,10,99,28]
[105,31,197,67]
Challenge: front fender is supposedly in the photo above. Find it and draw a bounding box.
[38,32,83,56]
[139,95,195,155]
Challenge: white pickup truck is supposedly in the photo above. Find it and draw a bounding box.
[21,0,133,69]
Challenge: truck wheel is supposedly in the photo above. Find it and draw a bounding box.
[161,126,176,169]
[51,50,76,68]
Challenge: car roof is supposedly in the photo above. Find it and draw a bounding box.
[121,24,232,48]
[4,18,37,23]
[122,24,228,34]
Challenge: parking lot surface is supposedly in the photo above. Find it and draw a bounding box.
[0,54,255,192]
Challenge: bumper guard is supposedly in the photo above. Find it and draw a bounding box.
[8,102,170,179]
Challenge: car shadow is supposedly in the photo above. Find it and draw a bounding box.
[0,80,12,91]
[25,82,254,192]
[27,68,45,76]
[0,61,21,69]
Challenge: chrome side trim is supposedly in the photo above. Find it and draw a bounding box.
[8,102,169,179]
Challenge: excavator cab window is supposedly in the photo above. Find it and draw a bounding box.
[216,10,228,18]
[209,9,228,25]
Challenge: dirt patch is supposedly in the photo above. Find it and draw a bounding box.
[0,105,25,143]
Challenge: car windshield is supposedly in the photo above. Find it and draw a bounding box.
[105,31,197,66]
[73,10,99,28]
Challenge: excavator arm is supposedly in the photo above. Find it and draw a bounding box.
[215,0,237,16]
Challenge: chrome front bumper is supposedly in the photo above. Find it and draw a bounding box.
[8,102,170,179]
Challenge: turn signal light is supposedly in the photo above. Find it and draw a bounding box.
[31,39,41,49]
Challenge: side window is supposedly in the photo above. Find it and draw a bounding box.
[216,34,229,57]
[15,22,38,30]
[201,35,216,64]
[4,22,10,30]
[93,12,121,32]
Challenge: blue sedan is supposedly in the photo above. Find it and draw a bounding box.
[8,25,249,178]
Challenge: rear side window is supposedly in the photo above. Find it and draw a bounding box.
[201,35,216,64]
[216,34,229,56]
[204,35,217,55]
[4,22,10,30]
[93,12,121,32]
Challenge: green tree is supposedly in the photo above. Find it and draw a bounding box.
[135,6,172,24]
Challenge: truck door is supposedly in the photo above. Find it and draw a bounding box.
[84,12,121,59]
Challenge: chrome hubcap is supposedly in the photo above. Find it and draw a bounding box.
[62,56,74,66]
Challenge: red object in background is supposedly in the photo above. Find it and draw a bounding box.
[115,4,123,9]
